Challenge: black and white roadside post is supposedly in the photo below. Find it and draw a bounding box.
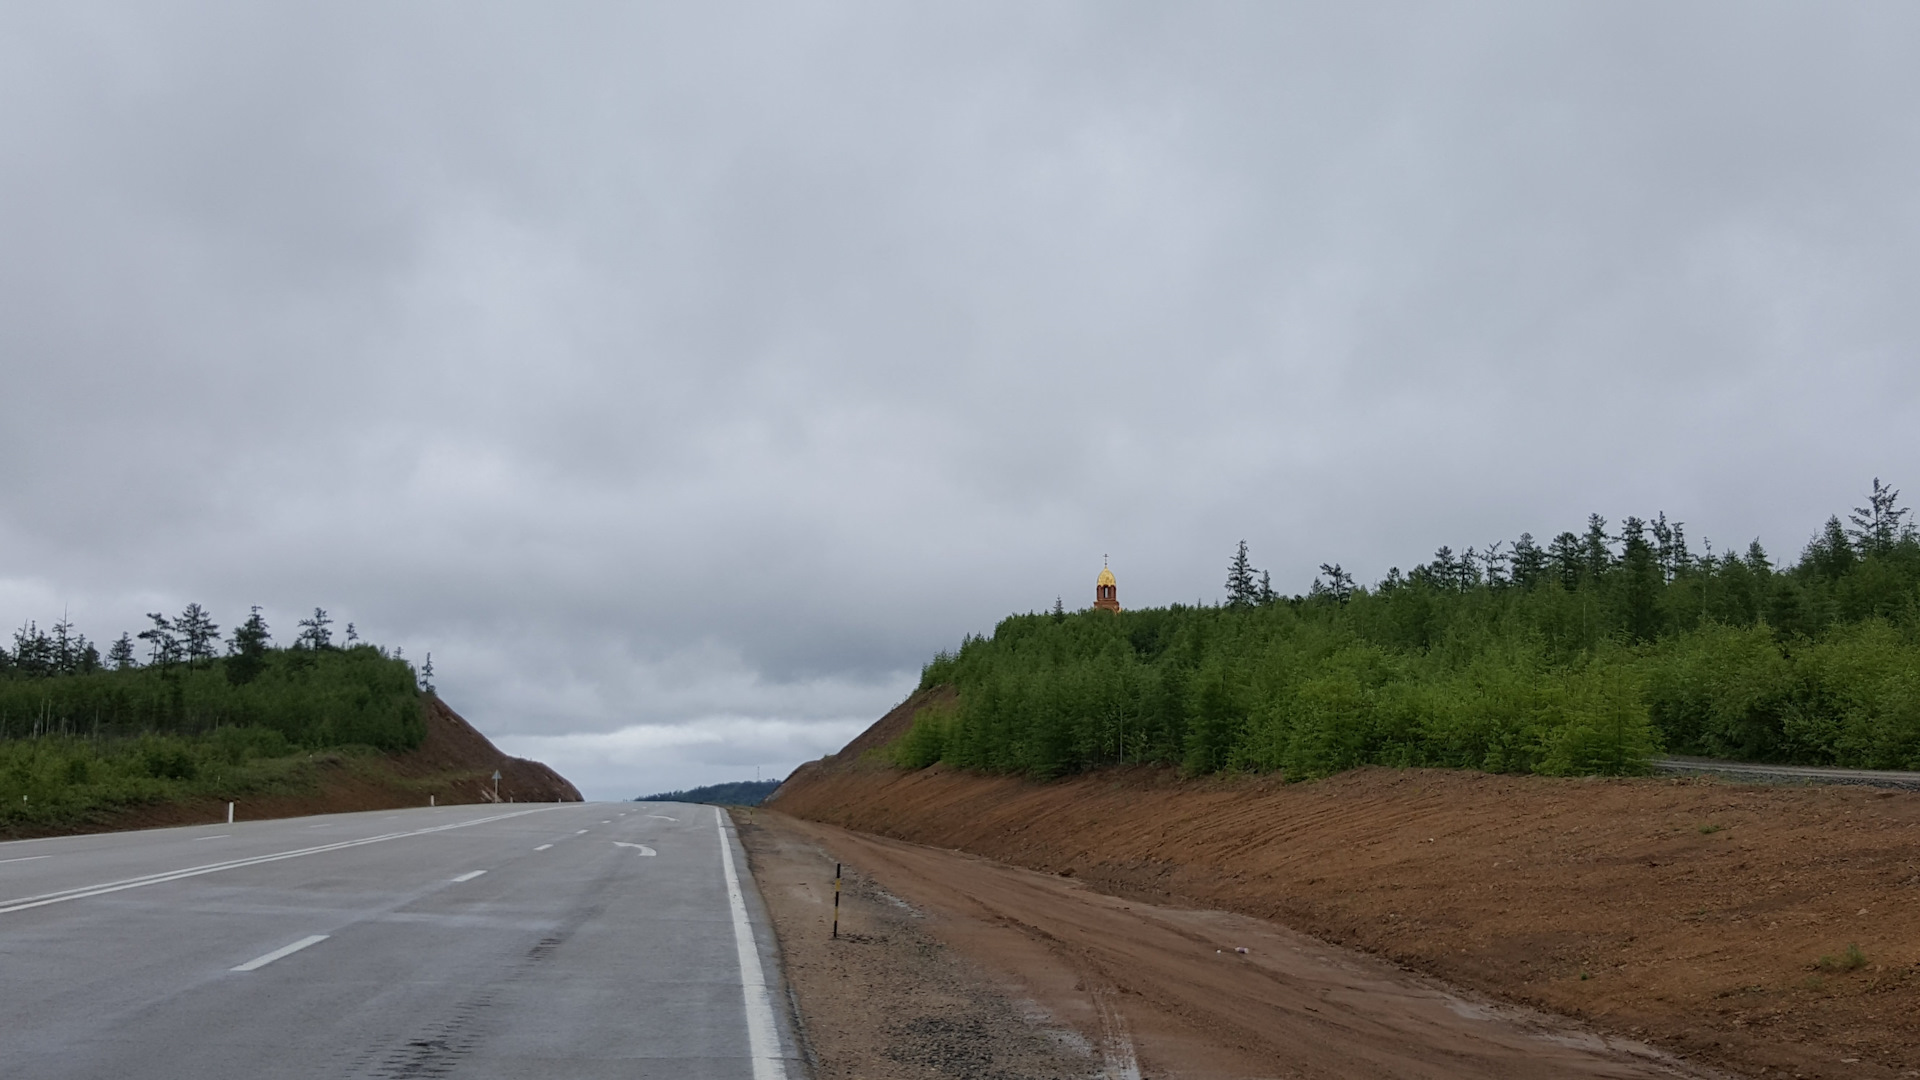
[833,863,842,940]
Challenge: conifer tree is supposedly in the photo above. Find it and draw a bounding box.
[1510,533,1547,589]
[1617,516,1660,641]
[1547,532,1583,590]
[1804,516,1856,582]
[50,615,76,674]
[1315,563,1355,604]
[137,613,181,669]
[1582,514,1613,581]
[176,603,220,670]
[296,608,334,650]
[226,606,271,685]
[1848,478,1909,556]
[1225,541,1257,607]
[107,633,137,671]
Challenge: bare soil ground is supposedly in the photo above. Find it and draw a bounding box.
[773,756,1920,1080]
[4,696,580,839]
[744,808,1717,1079]
[735,809,1101,1079]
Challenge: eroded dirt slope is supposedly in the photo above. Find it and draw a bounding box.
[773,755,1920,1080]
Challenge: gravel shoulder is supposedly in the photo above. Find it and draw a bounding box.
[734,808,1100,1080]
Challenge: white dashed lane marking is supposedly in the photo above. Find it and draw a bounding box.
[232,935,328,972]
[451,870,487,883]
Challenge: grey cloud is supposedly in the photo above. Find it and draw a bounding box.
[4,4,1919,797]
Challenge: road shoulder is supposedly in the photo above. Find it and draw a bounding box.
[734,809,1100,1080]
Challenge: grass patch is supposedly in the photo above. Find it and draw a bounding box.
[1698,823,1723,834]
[1816,943,1868,973]
[0,728,334,830]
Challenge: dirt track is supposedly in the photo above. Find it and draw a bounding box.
[747,809,1713,1079]
[773,755,1920,1079]
[738,811,1099,1079]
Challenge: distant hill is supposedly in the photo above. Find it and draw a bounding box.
[636,778,783,806]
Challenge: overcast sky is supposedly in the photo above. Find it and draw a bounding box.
[3,3,1917,799]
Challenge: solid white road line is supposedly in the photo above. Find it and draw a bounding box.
[193,835,230,841]
[0,808,555,916]
[450,870,487,883]
[0,855,52,865]
[534,844,553,851]
[716,807,786,1080]
[612,842,656,856]
[647,815,677,821]
[232,934,329,972]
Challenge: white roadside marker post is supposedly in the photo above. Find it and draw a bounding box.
[227,802,234,825]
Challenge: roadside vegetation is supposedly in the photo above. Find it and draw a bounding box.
[636,778,785,806]
[896,480,1920,780]
[0,605,429,827]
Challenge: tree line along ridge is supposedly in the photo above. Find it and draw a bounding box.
[0,604,436,827]
[896,480,1920,781]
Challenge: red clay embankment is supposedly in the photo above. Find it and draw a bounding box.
[772,694,1920,1080]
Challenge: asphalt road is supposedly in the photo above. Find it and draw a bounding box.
[1655,755,1920,789]
[0,801,802,1079]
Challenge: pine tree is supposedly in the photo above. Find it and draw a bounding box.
[176,603,221,670]
[226,606,271,686]
[1848,478,1909,556]
[1804,516,1855,582]
[1315,563,1355,604]
[137,613,181,669]
[1547,532,1583,590]
[296,608,334,650]
[107,633,138,671]
[1051,597,1066,621]
[1257,569,1277,605]
[1650,513,1691,582]
[1481,541,1510,589]
[420,651,435,694]
[51,615,76,674]
[1618,516,1660,642]
[1582,514,1613,582]
[1225,541,1257,608]
[1510,533,1547,589]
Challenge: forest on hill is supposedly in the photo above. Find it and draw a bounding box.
[0,604,430,827]
[895,481,1920,780]
[636,778,784,806]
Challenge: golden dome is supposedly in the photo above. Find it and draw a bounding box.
[1097,566,1117,587]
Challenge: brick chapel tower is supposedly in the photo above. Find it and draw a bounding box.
[1094,559,1120,613]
